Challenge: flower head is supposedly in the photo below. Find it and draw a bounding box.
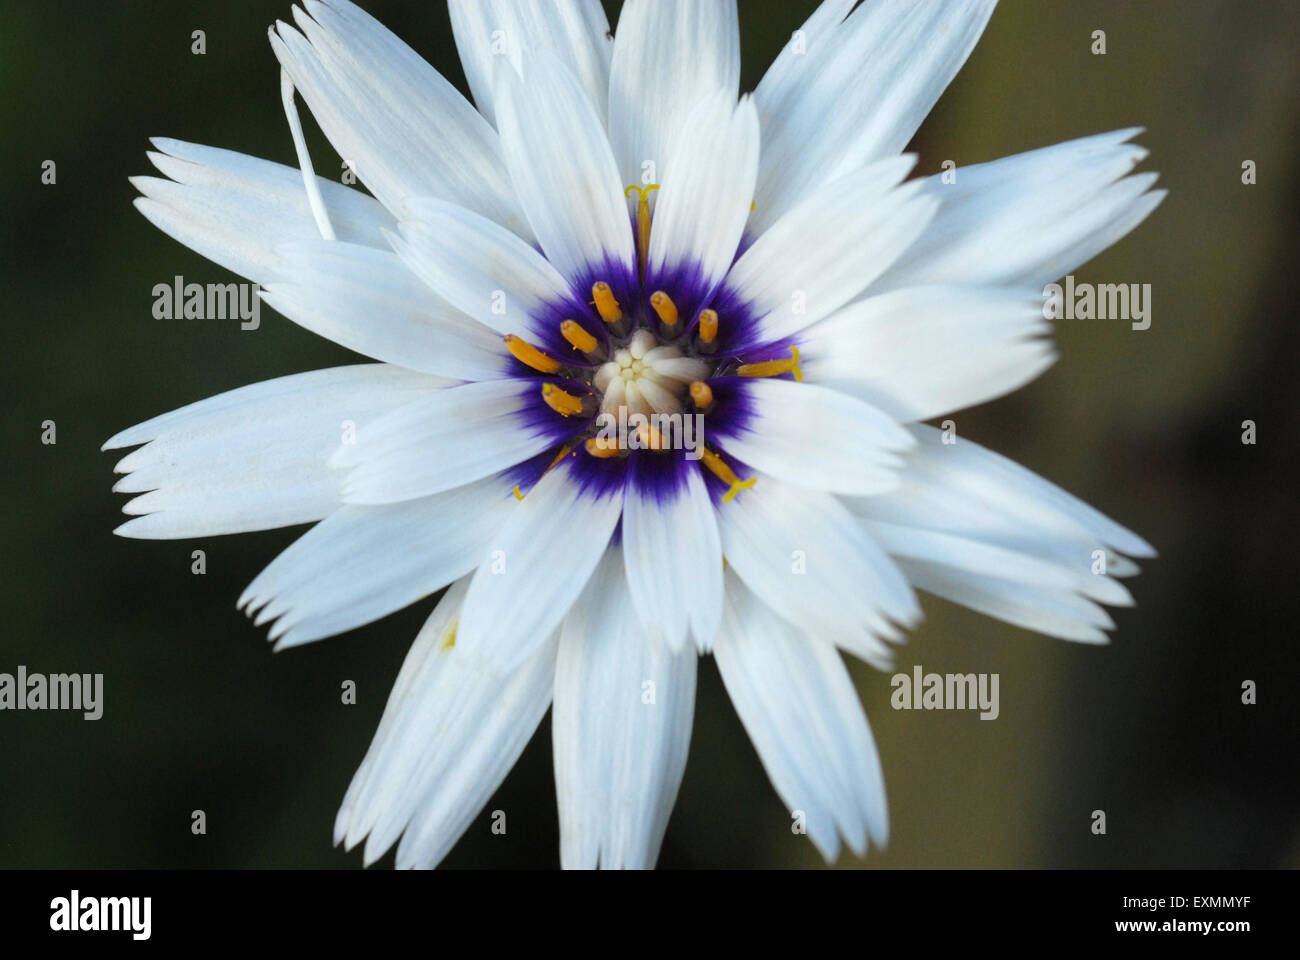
[109,0,1162,867]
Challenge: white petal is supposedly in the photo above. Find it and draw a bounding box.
[871,129,1164,290]
[716,474,918,668]
[494,51,635,287]
[392,198,579,339]
[270,2,528,236]
[844,424,1153,641]
[261,240,509,381]
[890,561,1116,644]
[553,547,696,869]
[106,365,447,539]
[715,569,888,861]
[798,285,1056,422]
[448,0,612,125]
[622,459,723,652]
[645,94,760,302]
[238,475,515,650]
[720,158,938,350]
[608,0,739,198]
[858,423,1156,559]
[713,378,915,497]
[332,379,577,505]
[335,578,559,868]
[132,138,392,283]
[750,0,996,234]
[455,457,624,672]
[863,520,1134,610]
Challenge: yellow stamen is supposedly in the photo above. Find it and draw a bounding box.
[560,320,598,353]
[546,442,576,473]
[701,449,756,503]
[649,290,678,328]
[690,380,714,410]
[736,345,803,382]
[698,308,718,344]
[542,383,586,418]
[625,184,659,281]
[504,334,561,374]
[592,282,622,324]
[514,443,577,500]
[585,436,622,459]
[441,622,457,650]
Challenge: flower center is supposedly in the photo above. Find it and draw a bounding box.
[498,184,804,503]
[592,329,709,417]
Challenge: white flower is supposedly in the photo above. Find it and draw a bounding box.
[108,0,1162,868]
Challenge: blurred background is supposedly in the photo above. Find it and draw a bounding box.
[1,0,1296,868]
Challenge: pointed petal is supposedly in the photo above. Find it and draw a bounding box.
[623,456,723,652]
[448,0,612,125]
[106,365,447,539]
[331,379,581,505]
[715,473,918,668]
[608,0,739,196]
[132,138,391,283]
[392,197,581,341]
[751,0,996,234]
[798,285,1055,421]
[871,129,1164,290]
[645,94,760,304]
[455,457,624,672]
[845,423,1153,642]
[553,547,697,868]
[262,240,509,381]
[715,569,889,861]
[494,51,635,288]
[335,578,558,868]
[711,378,916,497]
[271,1,528,235]
[238,475,515,649]
[718,158,937,350]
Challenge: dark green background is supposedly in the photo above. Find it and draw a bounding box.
[2,0,1297,868]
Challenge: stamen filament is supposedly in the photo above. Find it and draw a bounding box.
[701,448,756,503]
[515,442,577,500]
[504,334,561,374]
[546,442,576,472]
[736,346,803,382]
[560,320,598,354]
